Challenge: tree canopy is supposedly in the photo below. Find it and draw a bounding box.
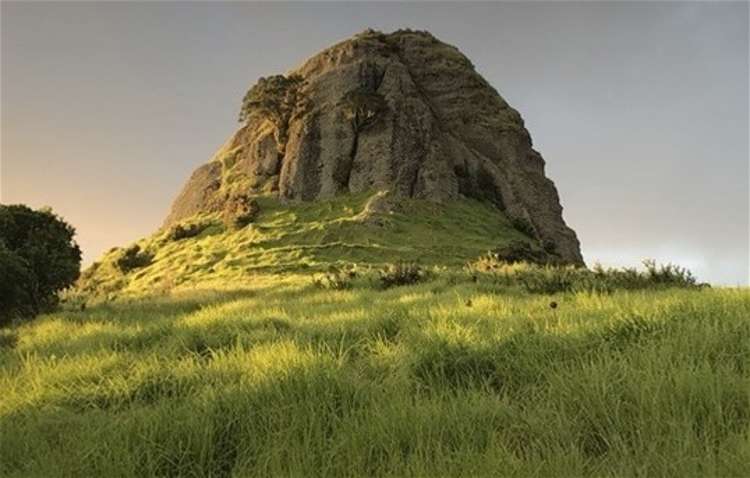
[0,205,81,325]
[238,74,304,125]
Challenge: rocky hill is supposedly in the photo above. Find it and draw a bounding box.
[165,29,583,264]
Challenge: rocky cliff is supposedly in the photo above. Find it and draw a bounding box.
[164,29,583,264]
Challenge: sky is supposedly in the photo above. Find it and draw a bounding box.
[1,1,748,285]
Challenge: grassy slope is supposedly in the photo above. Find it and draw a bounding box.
[81,193,533,298]
[2,194,748,476]
[1,275,749,477]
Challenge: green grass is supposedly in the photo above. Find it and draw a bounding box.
[1,274,748,477]
[77,192,533,299]
[4,193,748,476]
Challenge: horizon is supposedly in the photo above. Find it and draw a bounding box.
[1,2,748,285]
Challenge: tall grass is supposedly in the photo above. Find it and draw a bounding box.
[1,274,748,477]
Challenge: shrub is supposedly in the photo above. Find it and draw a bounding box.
[468,252,702,295]
[312,266,356,290]
[641,259,697,287]
[378,262,426,288]
[0,204,81,323]
[515,267,586,295]
[222,194,260,230]
[515,260,702,295]
[477,241,551,267]
[167,222,207,241]
[115,245,153,273]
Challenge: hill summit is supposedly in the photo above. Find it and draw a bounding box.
[165,29,583,264]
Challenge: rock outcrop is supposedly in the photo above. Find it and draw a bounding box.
[164,29,583,264]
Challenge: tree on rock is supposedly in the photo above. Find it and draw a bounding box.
[0,205,81,325]
[239,75,304,143]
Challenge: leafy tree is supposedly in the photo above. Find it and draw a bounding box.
[0,243,37,326]
[238,74,304,126]
[0,205,81,324]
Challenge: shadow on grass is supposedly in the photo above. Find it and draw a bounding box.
[411,312,683,397]
[63,288,260,323]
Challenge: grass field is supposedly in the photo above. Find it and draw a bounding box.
[2,194,748,476]
[1,272,748,477]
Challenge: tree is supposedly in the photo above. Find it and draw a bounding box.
[0,205,81,324]
[238,74,304,125]
[0,243,37,326]
[238,74,305,151]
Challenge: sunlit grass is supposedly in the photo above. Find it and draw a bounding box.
[4,193,748,475]
[77,193,533,299]
[1,273,748,476]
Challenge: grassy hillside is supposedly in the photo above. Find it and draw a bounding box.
[1,273,749,476]
[2,193,748,476]
[78,192,535,298]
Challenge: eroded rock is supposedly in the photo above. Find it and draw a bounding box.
[164,29,583,264]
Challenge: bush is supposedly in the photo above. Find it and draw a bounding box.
[0,204,81,324]
[515,267,587,295]
[378,263,426,288]
[115,245,153,273]
[167,222,207,241]
[312,266,357,290]
[641,259,697,287]
[222,194,260,230]
[476,241,551,267]
[468,253,702,295]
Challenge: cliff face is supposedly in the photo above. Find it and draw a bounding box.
[165,29,583,264]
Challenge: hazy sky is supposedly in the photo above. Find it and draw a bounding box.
[2,2,748,285]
